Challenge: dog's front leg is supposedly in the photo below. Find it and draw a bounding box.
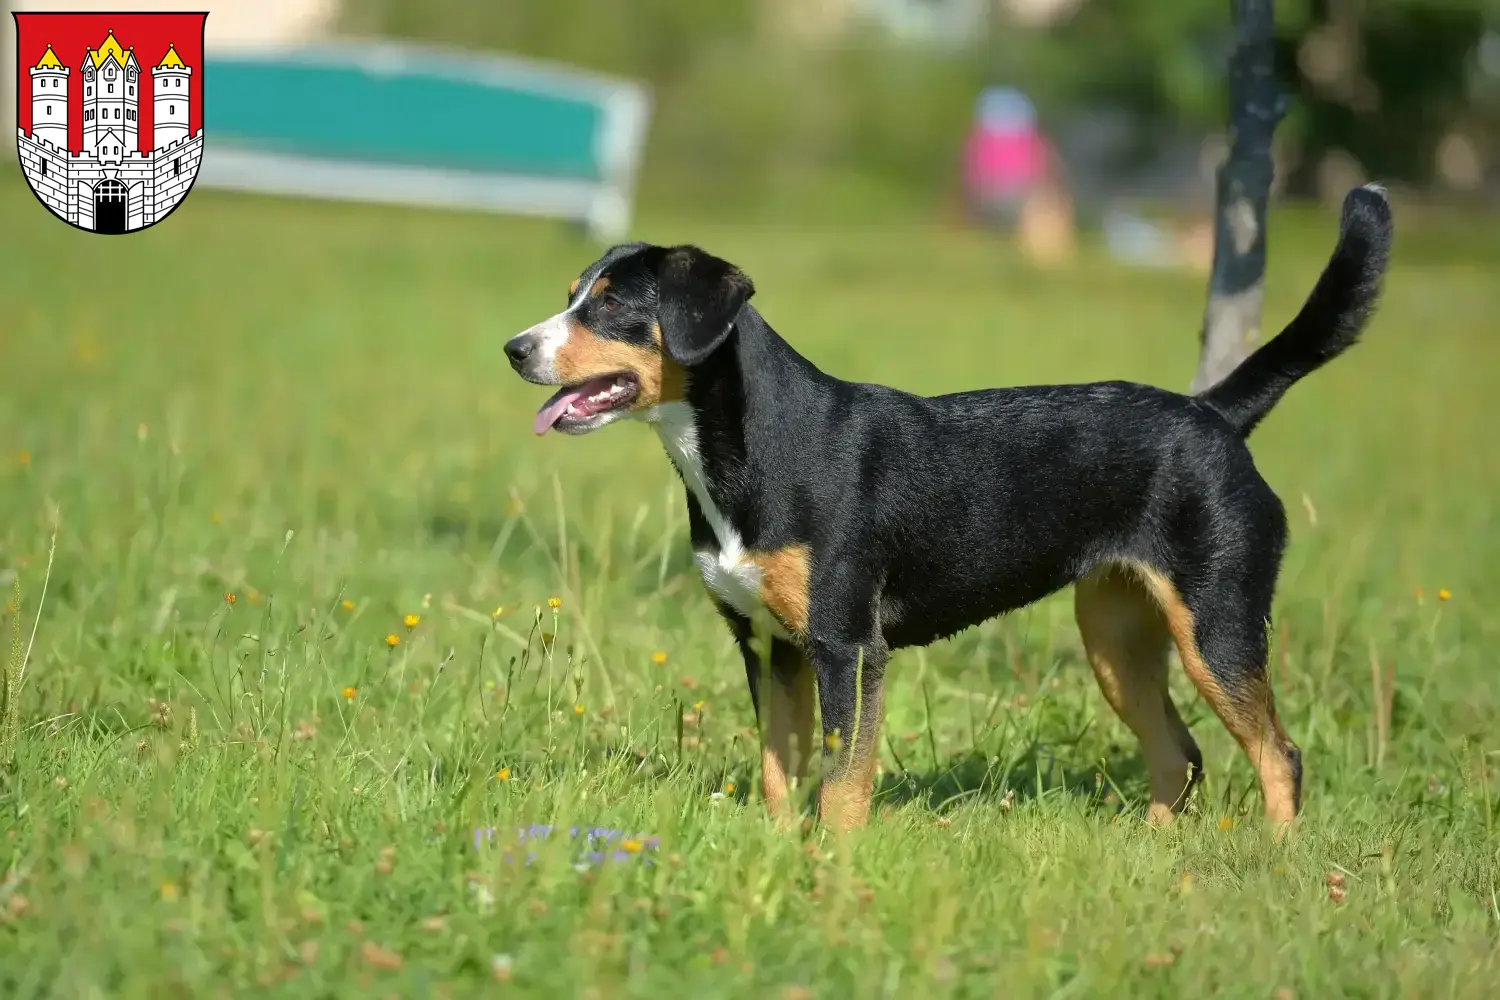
[735,629,817,824]
[806,631,888,833]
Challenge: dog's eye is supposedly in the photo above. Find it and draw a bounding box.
[601,293,622,313]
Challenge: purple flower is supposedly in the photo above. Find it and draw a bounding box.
[471,824,658,867]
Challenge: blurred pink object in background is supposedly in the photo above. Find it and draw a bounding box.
[964,86,1050,212]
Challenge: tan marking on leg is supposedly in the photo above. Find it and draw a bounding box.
[749,544,810,635]
[589,276,611,297]
[818,689,885,834]
[553,323,686,408]
[1075,567,1201,824]
[762,650,816,825]
[1130,563,1300,827]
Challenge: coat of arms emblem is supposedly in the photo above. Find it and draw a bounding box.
[12,11,207,234]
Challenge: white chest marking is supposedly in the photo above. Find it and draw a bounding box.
[649,402,788,638]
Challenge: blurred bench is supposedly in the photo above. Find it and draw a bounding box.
[198,41,650,241]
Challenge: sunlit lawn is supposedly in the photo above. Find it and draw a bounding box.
[1,168,1497,998]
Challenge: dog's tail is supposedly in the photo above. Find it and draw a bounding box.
[1198,184,1393,438]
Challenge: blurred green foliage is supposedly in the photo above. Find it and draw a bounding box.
[341,0,984,210]
[1024,0,1500,190]
[342,0,1499,205]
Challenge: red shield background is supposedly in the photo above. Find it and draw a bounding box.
[14,11,205,156]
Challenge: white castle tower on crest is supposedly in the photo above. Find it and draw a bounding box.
[17,30,205,233]
[80,31,140,161]
[28,44,69,150]
[152,44,191,149]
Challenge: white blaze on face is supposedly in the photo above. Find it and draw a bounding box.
[519,312,571,384]
[517,268,601,384]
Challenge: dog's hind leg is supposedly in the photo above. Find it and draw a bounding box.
[1135,564,1303,828]
[1075,566,1204,824]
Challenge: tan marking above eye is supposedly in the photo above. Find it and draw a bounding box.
[589,277,611,297]
[569,278,580,297]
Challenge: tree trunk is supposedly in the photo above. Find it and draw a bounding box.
[1193,0,1287,394]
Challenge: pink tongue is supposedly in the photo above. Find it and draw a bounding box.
[533,387,589,435]
[533,376,619,434]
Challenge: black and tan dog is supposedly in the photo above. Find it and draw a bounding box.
[505,185,1392,831]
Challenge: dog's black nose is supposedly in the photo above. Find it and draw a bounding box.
[505,335,536,369]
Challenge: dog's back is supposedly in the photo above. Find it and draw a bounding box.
[793,185,1394,650]
[854,380,1262,649]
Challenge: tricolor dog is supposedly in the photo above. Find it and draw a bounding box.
[505,186,1392,831]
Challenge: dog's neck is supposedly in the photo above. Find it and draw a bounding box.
[646,307,823,544]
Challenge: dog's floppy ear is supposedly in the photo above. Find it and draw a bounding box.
[656,246,755,367]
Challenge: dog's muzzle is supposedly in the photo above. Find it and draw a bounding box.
[504,333,537,372]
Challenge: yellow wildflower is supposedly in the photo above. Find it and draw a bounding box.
[404,614,421,630]
[342,687,357,701]
[652,651,668,665]
[495,768,511,781]
[342,599,355,612]
[621,839,643,854]
[573,704,585,716]
[1438,588,1451,601]
[491,605,505,619]
[385,634,400,649]
[547,596,562,610]
[224,592,237,607]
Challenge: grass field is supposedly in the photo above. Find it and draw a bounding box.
[1,166,1498,998]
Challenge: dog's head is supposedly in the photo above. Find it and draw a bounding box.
[506,243,755,435]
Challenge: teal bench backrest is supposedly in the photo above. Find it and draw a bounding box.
[198,42,650,240]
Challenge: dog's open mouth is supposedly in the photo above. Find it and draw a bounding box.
[533,372,640,435]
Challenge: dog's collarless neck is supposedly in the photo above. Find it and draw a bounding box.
[651,313,822,553]
[652,357,745,552]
